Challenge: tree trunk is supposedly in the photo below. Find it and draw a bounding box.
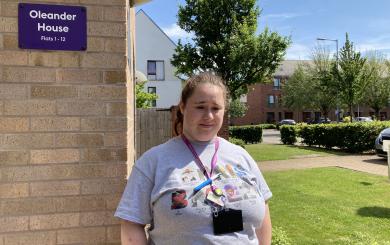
[349,104,353,122]
[375,109,380,120]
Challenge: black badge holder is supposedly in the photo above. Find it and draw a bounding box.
[212,208,243,235]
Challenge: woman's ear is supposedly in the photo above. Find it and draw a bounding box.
[179,102,184,114]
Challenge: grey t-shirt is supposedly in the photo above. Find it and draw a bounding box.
[115,136,272,245]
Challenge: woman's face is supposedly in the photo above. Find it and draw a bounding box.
[180,83,225,142]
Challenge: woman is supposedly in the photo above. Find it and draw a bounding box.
[115,72,272,244]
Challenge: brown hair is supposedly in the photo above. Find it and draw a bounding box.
[174,72,228,135]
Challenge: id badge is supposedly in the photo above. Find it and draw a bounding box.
[212,208,243,235]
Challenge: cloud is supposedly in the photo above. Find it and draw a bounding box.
[262,13,307,21]
[162,24,194,42]
[356,35,390,57]
[285,43,311,60]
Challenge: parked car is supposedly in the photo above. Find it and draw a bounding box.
[353,117,373,122]
[308,117,331,124]
[277,119,296,126]
[375,128,390,157]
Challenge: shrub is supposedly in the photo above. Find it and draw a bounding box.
[280,125,297,145]
[298,121,390,153]
[272,226,292,245]
[229,125,263,144]
[228,137,245,148]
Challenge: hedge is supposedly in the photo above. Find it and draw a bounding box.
[229,125,263,144]
[280,121,390,153]
[228,137,246,148]
[280,125,298,145]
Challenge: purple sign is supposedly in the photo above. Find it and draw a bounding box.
[18,3,87,51]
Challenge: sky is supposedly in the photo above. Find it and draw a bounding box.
[137,0,390,60]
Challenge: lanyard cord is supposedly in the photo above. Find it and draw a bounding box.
[181,134,219,179]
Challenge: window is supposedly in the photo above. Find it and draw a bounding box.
[380,112,387,121]
[147,60,164,80]
[267,112,275,123]
[268,95,275,105]
[302,112,311,122]
[284,112,293,119]
[273,78,281,89]
[147,86,157,107]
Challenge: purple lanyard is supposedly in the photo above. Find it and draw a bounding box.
[181,134,219,179]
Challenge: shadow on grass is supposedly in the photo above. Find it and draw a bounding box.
[357,206,390,219]
[363,158,388,166]
[360,181,373,186]
[285,145,348,156]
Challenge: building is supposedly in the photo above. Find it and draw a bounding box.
[135,10,182,108]
[231,60,390,125]
[0,0,150,242]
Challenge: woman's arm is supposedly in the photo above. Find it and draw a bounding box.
[256,202,272,245]
[121,220,148,245]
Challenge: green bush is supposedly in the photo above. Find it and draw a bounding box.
[298,121,390,153]
[229,125,263,144]
[228,137,245,148]
[272,226,292,245]
[280,125,297,145]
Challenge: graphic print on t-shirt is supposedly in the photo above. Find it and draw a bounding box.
[181,168,200,184]
[171,190,188,209]
[170,163,260,213]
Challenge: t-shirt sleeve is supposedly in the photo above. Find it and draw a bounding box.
[114,163,154,225]
[241,149,273,201]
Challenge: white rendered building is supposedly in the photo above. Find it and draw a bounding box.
[135,10,182,108]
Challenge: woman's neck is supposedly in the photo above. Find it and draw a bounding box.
[181,133,218,145]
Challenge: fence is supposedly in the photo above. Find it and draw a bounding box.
[136,108,173,158]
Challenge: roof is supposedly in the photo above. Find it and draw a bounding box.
[136,9,177,47]
[274,60,312,77]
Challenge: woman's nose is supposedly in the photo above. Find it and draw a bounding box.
[203,108,214,119]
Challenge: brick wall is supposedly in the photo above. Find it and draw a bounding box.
[0,1,130,244]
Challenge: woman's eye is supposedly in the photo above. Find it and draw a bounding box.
[196,106,204,109]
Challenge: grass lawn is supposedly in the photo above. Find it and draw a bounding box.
[246,144,345,161]
[264,167,390,244]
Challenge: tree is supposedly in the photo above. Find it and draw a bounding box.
[171,0,291,100]
[282,64,315,111]
[362,52,390,119]
[307,46,338,118]
[136,81,158,108]
[332,33,369,121]
[282,47,337,118]
[229,99,248,118]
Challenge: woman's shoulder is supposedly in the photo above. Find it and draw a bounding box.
[219,137,247,154]
[138,136,182,160]
[134,137,182,175]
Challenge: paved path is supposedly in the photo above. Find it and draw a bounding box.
[259,154,389,177]
[260,129,389,177]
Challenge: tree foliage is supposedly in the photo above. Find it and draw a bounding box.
[135,81,158,108]
[171,0,291,100]
[282,47,336,117]
[282,64,314,111]
[362,52,390,118]
[229,99,248,118]
[332,33,369,120]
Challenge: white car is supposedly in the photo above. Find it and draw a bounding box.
[375,128,390,157]
[354,117,373,122]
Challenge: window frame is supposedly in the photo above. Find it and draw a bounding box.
[147,60,165,81]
